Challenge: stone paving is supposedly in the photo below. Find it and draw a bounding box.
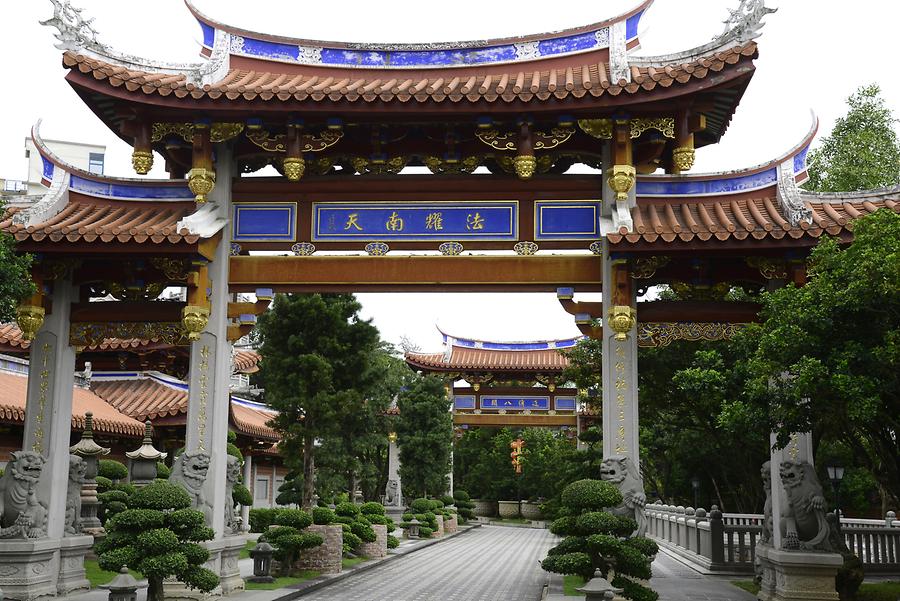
[295,525,556,601]
[651,552,756,601]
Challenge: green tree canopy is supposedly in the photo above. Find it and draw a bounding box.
[396,375,452,498]
[257,293,381,507]
[806,84,900,192]
[0,201,34,322]
[745,209,900,505]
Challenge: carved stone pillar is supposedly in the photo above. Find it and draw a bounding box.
[241,454,252,532]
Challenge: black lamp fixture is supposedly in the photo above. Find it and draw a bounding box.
[690,476,701,509]
[825,460,845,516]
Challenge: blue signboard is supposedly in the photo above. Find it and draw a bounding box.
[555,397,578,411]
[233,203,297,242]
[481,397,550,411]
[453,396,476,410]
[534,201,601,240]
[312,202,518,241]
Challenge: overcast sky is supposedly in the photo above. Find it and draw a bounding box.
[2,1,898,352]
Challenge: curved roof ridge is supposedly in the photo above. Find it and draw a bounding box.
[641,112,817,182]
[42,0,230,86]
[800,184,900,203]
[185,0,652,52]
[632,0,775,67]
[438,327,581,349]
[31,120,189,188]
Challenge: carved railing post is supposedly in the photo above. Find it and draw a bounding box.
[709,505,725,566]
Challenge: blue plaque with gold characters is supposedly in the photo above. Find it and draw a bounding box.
[481,396,551,411]
[312,202,517,241]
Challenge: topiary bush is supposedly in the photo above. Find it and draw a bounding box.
[249,508,283,533]
[96,481,217,601]
[440,495,455,507]
[312,506,336,525]
[418,526,434,538]
[359,502,385,516]
[541,479,657,601]
[266,525,324,576]
[275,509,313,530]
[387,534,399,549]
[156,462,171,479]
[232,483,252,508]
[453,489,476,523]
[409,498,433,513]
[334,502,360,518]
[98,460,128,482]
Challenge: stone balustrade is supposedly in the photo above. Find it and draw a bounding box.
[645,504,900,576]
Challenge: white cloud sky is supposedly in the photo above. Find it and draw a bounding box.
[2,0,898,352]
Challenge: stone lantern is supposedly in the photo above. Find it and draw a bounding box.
[125,421,166,486]
[407,517,420,539]
[577,570,624,601]
[248,541,275,583]
[105,566,144,601]
[70,411,110,534]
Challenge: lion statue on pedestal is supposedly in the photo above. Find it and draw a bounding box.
[224,455,241,535]
[0,450,48,538]
[778,459,831,551]
[170,451,213,524]
[600,454,647,537]
[65,455,87,536]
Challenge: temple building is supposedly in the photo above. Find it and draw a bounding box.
[0,0,898,598]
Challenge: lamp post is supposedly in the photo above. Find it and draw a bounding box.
[691,476,701,511]
[825,461,845,517]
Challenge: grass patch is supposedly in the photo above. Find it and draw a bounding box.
[858,581,900,601]
[732,580,760,595]
[245,572,319,590]
[84,560,141,588]
[239,539,257,560]
[342,557,369,569]
[563,574,587,596]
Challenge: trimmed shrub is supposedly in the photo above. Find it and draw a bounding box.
[387,534,399,549]
[130,481,192,511]
[95,475,112,493]
[343,531,362,553]
[248,508,283,533]
[561,479,622,512]
[98,460,128,481]
[453,489,475,523]
[312,506,336,525]
[409,498,432,513]
[334,502,359,518]
[156,462,171,479]
[351,521,377,543]
[274,509,313,530]
[359,502,385,516]
[418,526,434,538]
[232,483,252,507]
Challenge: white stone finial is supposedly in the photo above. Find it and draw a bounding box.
[41,0,109,53]
[720,0,777,43]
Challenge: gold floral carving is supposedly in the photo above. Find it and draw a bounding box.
[630,117,675,139]
[477,127,574,151]
[631,256,671,280]
[638,322,746,348]
[353,156,407,175]
[102,281,165,302]
[746,257,789,280]
[209,123,245,143]
[131,150,153,175]
[181,306,210,341]
[187,167,216,203]
[151,122,243,144]
[43,258,82,281]
[533,127,576,150]
[16,305,45,341]
[149,258,191,281]
[282,157,305,181]
[672,146,696,171]
[578,119,613,139]
[670,281,731,301]
[424,156,480,175]
[608,165,636,202]
[475,129,517,151]
[608,306,637,341]
[69,322,187,347]
[514,241,539,256]
[246,129,343,153]
[513,155,537,180]
[496,154,553,176]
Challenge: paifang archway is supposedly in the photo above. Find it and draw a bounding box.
[2,0,899,597]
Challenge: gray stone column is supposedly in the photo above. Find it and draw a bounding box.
[23,277,77,540]
[600,241,640,463]
[241,454,252,531]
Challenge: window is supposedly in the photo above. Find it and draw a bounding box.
[88,152,105,175]
[255,477,269,500]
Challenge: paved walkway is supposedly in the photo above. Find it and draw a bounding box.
[296,525,555,601]
[651,552,756,601]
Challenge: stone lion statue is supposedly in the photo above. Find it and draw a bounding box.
[65,455,87,536]
[0,450,48,538]
[778,459,831,551]
[384,479,400,507]
[760,460,773,545]
[170,451,213,525]
[600,454,647,537]
[224,455,241,535]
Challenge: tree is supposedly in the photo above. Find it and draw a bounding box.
[395,375,452,498]
[541,479,658,601]
[96,481,218,601]
[806,84,900,192]
[257,294,381,507]
[0,202,34,322]
[745,209,900,505]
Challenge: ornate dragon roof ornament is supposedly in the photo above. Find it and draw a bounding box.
[720,0,776,43]
[40,0,230,87]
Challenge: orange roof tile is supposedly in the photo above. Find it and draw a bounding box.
[0,370,144,437]
[406,346,570,373]
[0,198,201,245]
[233,350,261,374]
[608,193,899,246]
[231,401,278,441]
[0,323,180,354]
[61,42,757,106]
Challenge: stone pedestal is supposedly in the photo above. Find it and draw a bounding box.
[56,535,92,596]
[520,501,543,520]
[355,524,387,559]
[473,499,497,517]
[219,535,246,595]
[444,515,458,534]
[756,545,842,601]
[435,515,444,537]
[498,500,520,519]
[164,539,224,601]
[0,538,59,601]
[294,525,342,574]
